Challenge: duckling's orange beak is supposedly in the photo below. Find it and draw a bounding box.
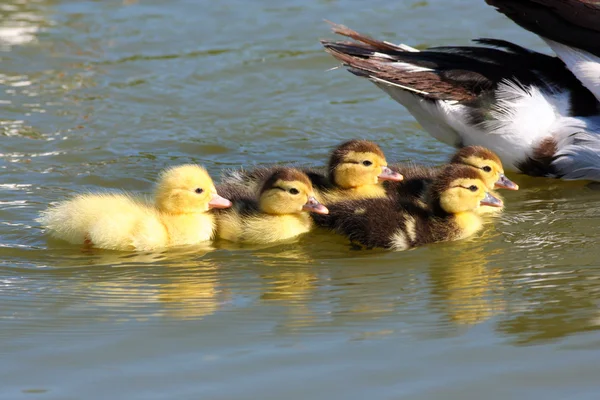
[378,166,403,182]
[302,196,329,215]
[494,173,519,190]
[208,194,232,209]
[480,192,503,208]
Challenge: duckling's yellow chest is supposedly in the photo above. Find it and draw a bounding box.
[319,184,387,204]
[453,212,483,240]
[218,212,313,244]
[162,213,216,245]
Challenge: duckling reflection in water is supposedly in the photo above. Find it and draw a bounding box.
[38,165,232,251]
[221,139,403,204]
[388,146,518,214]
[313,164,503,250]
[216,168,329,244]
[429,241,506,326]
[76,261,225,321]
[158,262,227,320]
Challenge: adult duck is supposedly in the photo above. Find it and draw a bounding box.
[320,0,600,181]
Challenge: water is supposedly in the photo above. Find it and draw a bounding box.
[2,0,600,398]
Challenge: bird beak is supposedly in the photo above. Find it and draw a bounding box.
[480,192,503,208]
[378,166,403,182]
[494,173,519,190]
[302,196,329,214]
[208,193,232,209]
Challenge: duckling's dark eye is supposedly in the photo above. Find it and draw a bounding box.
[482,166,492,173]
[195,188,204,194]
[362,160,373,166]
[289,188,299,195]
[469,185,478,192]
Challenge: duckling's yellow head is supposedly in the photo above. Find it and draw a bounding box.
[451,146,518,191]
[432,165,503,214]
[155,164,232,214]
[258,168,329,215]
[327,140,403,189]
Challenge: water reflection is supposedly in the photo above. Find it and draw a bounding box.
[495,259,600,344]
[428,235,506,326]
[4,0,600,396]
[0,0,52,48]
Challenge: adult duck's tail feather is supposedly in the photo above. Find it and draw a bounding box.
[321,23,495,104]
[324,22,416,53]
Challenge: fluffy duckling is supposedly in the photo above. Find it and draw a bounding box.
[388,146,518,213]
[216,168,329,244]
[38,165,232,251]
[221,140,403,204]
[313,164,503,250]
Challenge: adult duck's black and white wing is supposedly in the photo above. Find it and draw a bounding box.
[321,22,600,180]
[486,0,600,103]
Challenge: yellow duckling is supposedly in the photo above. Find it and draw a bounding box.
[38,164,232,251]
[216,168,329,244]
[388,146,518,213]
[220,139,403,204]
[313,164,503,250]
[316,139,404,203]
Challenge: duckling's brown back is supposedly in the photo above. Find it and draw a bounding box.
[313,197,434,249]
[385,163,440,203]
[215,183,261,215]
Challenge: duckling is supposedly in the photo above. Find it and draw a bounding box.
[220,139,403,204]
[313,164,502,250]
[216,168,329,244]
[38,164,232,251]
[387,146,518,213]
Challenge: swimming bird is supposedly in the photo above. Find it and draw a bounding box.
[216,168,329,244]
[221,139,403,204]
[38,165,232,251]
[313,164,503,250]
[320,5,600,181]
[388,145,518,213]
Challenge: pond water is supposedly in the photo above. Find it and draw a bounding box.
[2,0,600,398]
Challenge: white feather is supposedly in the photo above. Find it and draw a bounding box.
[390,62,433,73]
[384,41,420,52]
[390,229,409,251]
[544,39,600,103]
[551,117,600,181]
[371,51,395,60]
[446,81,569,170]
[374,82,463,147]
[369,76,429,96]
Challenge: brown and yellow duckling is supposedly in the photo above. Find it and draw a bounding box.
[387,146,518,213]
[221,139,403,204]
[216,168,329,244]
[313,164,503,250]
[38,165,232,251]
[317,139,403,203]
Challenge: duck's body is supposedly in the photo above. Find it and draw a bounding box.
[218,210,315,245]
[39,165,232,251]
[313,164,503,250]
[220,140,402,205]
[216,168,329,244]
[314,197,478,250]
[388,146,518,214]
[321,7,600,181]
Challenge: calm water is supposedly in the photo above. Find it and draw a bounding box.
[2,0,600,398]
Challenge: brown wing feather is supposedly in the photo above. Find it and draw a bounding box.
[486,0,600,57]
[321,39,478,102]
